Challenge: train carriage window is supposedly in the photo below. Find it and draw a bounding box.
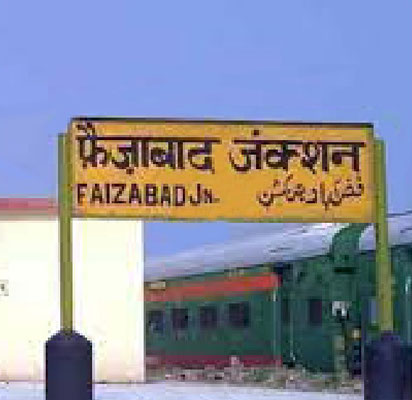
[172,307,189,330]
[147,310,164,333]
[369,298,378,325]
[308,298,322,326]
[228,302,250,328]
[199,305,218,330]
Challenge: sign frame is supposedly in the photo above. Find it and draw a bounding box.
[67,117,376,224]
[51,116,394,400]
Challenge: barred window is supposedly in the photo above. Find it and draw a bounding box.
[228,302,250,328]
[172,308,189,330]
[308,298,322,326]
[147,310,164,333]
[199,305,218,330]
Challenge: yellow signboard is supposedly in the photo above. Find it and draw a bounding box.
[69,118,375,222]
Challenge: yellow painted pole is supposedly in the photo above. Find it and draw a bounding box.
[374,139,393,332]
[58,134,73,332]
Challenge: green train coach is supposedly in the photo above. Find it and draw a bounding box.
[144,212,412,373]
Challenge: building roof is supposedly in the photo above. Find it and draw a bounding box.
[0,198,57,216]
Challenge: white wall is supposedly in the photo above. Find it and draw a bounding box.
[0,217,144,383]
[73,219,144,383]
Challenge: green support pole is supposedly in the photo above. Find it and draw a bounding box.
[363,139,407,400]
[46,134,93,400]
[58,133,73,332]
[374,139,393,332]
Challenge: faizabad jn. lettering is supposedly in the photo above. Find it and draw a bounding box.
[76,182,220,207]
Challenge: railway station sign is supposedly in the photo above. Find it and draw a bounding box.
[68,118,375,222]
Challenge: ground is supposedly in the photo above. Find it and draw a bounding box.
[1,381,362,400]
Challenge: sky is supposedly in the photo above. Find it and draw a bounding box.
[0,1,411,257]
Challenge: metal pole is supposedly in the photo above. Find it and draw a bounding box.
[405,276,412,344]
[46,134,92,400]
[373,138,393,332]
[58,133,73,332]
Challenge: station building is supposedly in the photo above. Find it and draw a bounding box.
[0,198,144,382]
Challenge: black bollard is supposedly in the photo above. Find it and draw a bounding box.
[404,345,412,400]
[46,330,93,400]
[364,332,406,400]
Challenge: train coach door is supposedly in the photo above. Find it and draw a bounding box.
[404,250,412,345]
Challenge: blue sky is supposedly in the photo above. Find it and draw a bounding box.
[1,1,411,257]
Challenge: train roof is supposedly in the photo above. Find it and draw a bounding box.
[145,211,412,281]
[144,222,345,281]
[359,212,412,251]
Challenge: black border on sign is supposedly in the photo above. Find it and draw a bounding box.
[71,116,373,128]
[68,117,375,223]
